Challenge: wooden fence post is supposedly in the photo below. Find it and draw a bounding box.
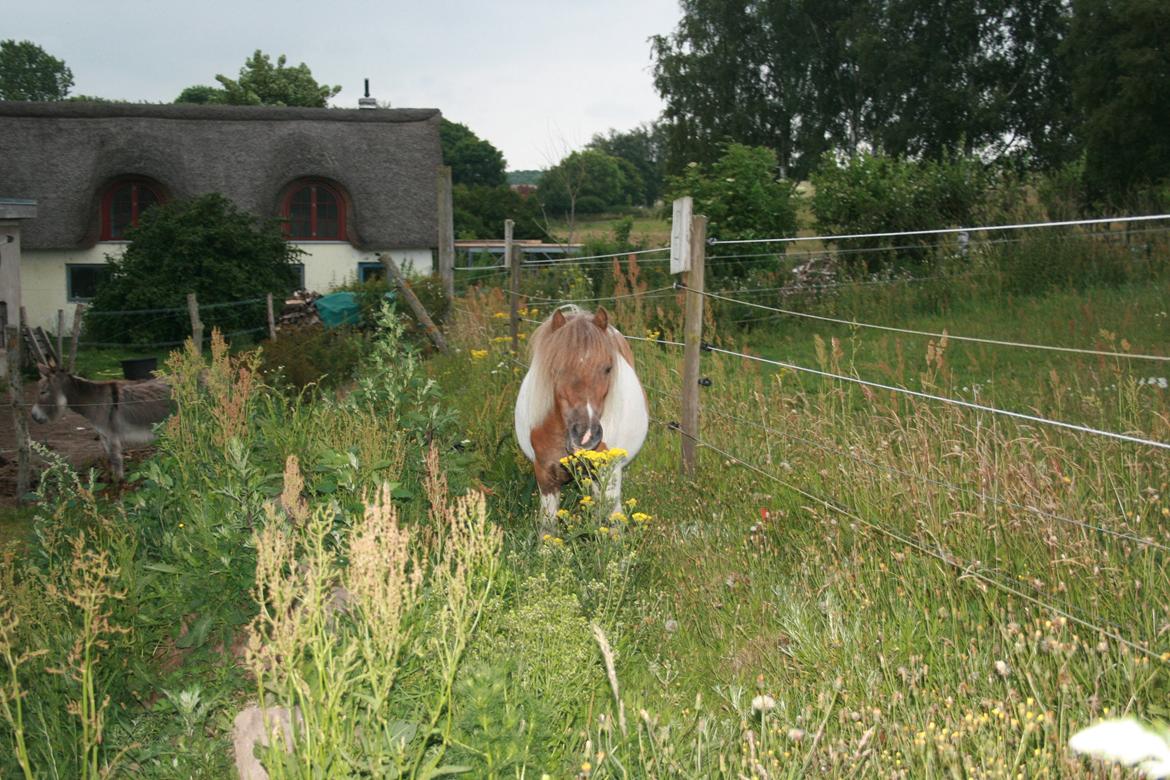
[505,219,520,353]
[679,211,707,477]
[56,309,64,368]
[187,293,203,353]
[6,325,30,499]
[68,303,84,372]
[266,293,277,341]
[437,165,455,300]
[380,254,449,353]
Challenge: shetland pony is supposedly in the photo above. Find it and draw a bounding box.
[514,306,649,524]
[30,364,173,481]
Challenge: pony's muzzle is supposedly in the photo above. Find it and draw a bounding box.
[569,421,604,452]
[29,405,48,424]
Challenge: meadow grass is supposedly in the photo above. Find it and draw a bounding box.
[438,242,1170,777]
[0,234,1166,778]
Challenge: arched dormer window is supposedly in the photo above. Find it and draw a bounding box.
[100,178,164,240]
[281,180,348,241]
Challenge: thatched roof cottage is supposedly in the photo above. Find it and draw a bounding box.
[0,101,443,330]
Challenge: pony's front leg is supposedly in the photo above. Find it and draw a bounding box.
[595,462,623,516]
[539,490,561,534]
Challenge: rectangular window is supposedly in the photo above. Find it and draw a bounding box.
[358,262,385,283]
[67,264,113,302]
[290,263,305,289]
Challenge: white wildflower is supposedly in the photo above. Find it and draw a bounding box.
[751,694,776,714]
[1069,718,1170,779]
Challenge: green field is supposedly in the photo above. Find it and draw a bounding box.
[1,234,1168,778]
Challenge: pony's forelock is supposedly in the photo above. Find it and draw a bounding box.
[525,307,622,419]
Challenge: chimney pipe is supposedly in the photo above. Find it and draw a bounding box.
[358,78,378,109]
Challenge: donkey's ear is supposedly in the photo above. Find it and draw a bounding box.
[550,309,567,331]
[593,307,609,331]
[36,363,52,377]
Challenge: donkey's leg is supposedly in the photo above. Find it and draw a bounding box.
[104,434,124,482]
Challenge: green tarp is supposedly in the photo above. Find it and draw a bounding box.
[313,292,361,328]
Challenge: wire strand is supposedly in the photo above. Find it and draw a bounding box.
[522,285,678,305]
[687,286,1170,362]
[708,213,1170,246]
[683,392,1169,552]
[657,419,1164,660]
[700,343,1170,451]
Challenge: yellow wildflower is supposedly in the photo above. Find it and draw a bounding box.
[598,526,609,535]
[632,512,651,524]
[556,509,570,519]
[610,512,628,523]
[580,496,594,506]
[625,497,637,508]
[470,349,489,360]
[493,311,508,319]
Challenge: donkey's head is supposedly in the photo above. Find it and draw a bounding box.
[30,364,69,424]
[545,307,616,453]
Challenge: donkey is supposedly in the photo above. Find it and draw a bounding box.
[514,306,649,526]
[30,364,174,481]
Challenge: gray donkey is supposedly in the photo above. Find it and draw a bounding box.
[30,364,174,481]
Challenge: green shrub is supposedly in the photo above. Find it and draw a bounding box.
[452,184,544,240]
[810,151,989,272]
[85,194,300,347]
[666,144,799,281]
[258,325,368,392]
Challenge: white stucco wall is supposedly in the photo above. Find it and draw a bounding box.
[20,243,435,332]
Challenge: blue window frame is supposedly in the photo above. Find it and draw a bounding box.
[358,262,385,283]
[67,264,113,302]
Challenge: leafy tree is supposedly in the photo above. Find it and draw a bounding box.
[452,185,544,240]
[175,85,227,105]
[810,151,989,271]
[587,124,667,206]
[652,0,1075,176]
[538,150,636,221]
[190,50,341,108]
[86,194,301,346]
[666,143,798,280]
[0,39,73,101]
[441,119,507,187]
[1068,0,1170,205]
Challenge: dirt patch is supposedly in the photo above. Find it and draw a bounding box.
[0,381,154,501]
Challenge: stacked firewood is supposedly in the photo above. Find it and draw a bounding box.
[277,290,322,331]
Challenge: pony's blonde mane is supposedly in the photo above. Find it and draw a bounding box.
[523,306,626,423]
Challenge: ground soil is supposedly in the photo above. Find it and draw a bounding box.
[0,381,153,502]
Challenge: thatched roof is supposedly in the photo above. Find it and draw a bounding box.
[0,101,442,250]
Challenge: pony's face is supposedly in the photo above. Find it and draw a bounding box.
[30,365,68,424]
[551,308,614,453]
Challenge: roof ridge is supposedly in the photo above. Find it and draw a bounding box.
[0,101,440,123]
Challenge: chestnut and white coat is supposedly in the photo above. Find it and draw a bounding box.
[514,306,649,525]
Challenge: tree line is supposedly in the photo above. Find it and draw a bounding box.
[651,0,1170,207]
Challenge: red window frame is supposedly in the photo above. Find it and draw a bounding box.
[100,179,163,240]
[282,181,347,241]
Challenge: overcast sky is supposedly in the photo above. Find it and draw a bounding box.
[10,0,680,171]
